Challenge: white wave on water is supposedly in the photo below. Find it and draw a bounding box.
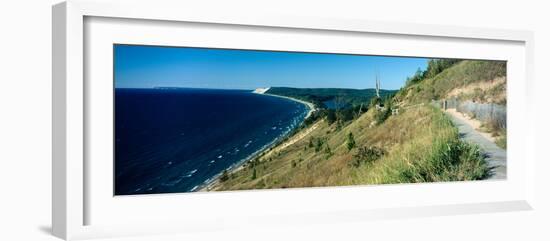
[161,168,199,187]
[207,159,216,167]
[189,97,311,193]
[198,135,310,191]
[163,161,176,169]
[184,169,198,177]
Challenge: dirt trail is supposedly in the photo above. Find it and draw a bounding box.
[445,109,506,179]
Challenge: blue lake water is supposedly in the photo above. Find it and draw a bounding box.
[115,88,308,195]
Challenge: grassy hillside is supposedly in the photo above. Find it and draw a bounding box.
[207,60,500,191]
[212,104,488,191]
[395,60,507,148]
[395,60,506,105]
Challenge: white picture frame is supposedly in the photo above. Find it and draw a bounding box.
[52,1,535,240]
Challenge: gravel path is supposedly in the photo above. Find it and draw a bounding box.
[445,109,506,180]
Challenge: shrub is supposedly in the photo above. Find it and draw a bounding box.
[347,132,356,151]
[324,144,333,159]
[251,168,257,180]
[351,146,386,167]
[220,170,229,182]
[495,130,507,149]
[335,121,343,131]
[315,138,324,152]
[394,137,489,182]
[324,144,332,154]
[326,110,337,125]
[360,107,492,184]
[375,108,391,124]
[374,98,393,124]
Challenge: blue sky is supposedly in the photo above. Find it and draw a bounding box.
[114,45,429,90]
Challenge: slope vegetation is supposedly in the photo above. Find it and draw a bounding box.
[208,60,500,191]
[395,60,506,105]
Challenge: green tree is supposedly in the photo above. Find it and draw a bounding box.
[337,108,355,122]
[424,59,460,79]
[375,98,393,124]
[251,168,257,180]
[406,59,461,86]
[405,67,427,86]
[324,144,332,154]
[220,170,229,182]
[324,144,333,159]
[326,110,337,124]
[315,138,323,152]
[347,132,356,151]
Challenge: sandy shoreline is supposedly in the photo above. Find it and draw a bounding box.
[196,92,315,192]
[262,93,316,119]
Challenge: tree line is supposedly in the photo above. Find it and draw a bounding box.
[405,59,461,86]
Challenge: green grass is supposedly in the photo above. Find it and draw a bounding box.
[209,60,500,191]
[396,60,506,104]
[363,108,489,183]
[213,105,490,191]
[351,106,489,185]
[495,130,507,149]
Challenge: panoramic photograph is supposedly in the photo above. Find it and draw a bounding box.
[114,44,507,195]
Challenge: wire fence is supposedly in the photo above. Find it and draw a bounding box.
[432,98,506,130]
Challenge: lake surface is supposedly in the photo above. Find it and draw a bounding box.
[115,88,308,195]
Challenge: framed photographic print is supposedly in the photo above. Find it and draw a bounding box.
[113,45,506,195]
[52,0,535,240]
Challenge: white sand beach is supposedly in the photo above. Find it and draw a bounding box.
[256,90,316,119]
